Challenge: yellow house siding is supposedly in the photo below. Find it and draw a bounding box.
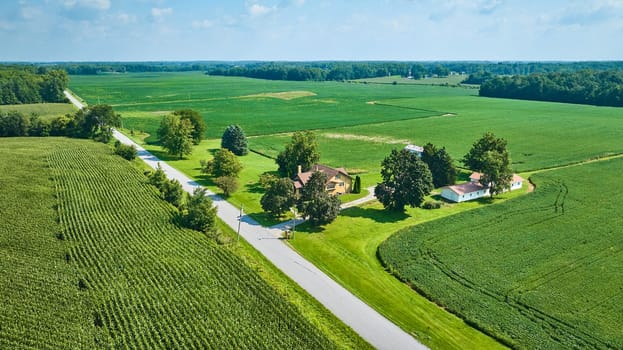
[326,174,352,195]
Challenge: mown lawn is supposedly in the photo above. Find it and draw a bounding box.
[288,187,528,349]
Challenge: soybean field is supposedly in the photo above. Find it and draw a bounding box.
[0,137,337,349]
[70,73,623,175]
[378,157,623,349]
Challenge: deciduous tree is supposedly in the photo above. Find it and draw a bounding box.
[463,132,513,196]
[158,114,195,158]
[297,171,340,226]
[214,176,239,197]
[201,148,242,178]
[184,188,218,235]
[260,177,296,217]
[173,109,206,145]
[421,143,457,188]
[276,131,320,177]
[375,149,433,211]
[71,104,120,142]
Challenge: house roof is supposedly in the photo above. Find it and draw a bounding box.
[293,164,351,189]
[443,182,487,196]
[404,144,423,153]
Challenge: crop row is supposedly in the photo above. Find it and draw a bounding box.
[378,157,623,349]
[0,138,97,350]
[44,140,336,349]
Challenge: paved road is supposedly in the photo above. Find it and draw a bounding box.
[66,91,427,350]
[64,90,85,109]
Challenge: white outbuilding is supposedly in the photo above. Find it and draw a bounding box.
[404,144,423,157]
[441,172,524,203]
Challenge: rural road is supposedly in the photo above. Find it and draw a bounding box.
[65,91,428,350]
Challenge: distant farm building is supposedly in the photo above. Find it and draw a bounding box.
[441,172,524,203]
[404,144,423,157]
[293,164,352,195]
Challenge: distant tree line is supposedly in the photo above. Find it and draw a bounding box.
[0,67,68,104]
[479,70,623,107]
[206,61,623,82]
[0,104,120,142]
[6,61,623,82]
[206,62,453,81]
[59,62,218,75]
[461,71,495,85]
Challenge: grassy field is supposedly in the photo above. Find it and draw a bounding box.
[68,73,623,349]
[70,72,467,140]
[0,103,77,119]
[378,157,623,349]
[0,137,369,349]
[250,95,623,174]
[353,74,470,86]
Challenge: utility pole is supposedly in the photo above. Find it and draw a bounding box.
[290,207,297,240]
[237,206,243,244]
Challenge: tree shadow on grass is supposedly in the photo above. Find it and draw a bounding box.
[147,148,183,162]
[192,174,216,187]
[246,182,265,194]
[340,206,410,223]
[297,222,327,234]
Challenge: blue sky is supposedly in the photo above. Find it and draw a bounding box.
[1,0,622,61]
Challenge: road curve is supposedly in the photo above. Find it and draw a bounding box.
[65,90,428,350]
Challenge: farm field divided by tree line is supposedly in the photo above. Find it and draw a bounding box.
[378,157,623,349]
[70,72,623,177]
[0,137,352,349]
[66,72,623,349]
[69,72,466,140]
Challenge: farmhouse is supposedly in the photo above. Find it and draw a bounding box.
[293,164,352,195]
[441,172,524,203]
[404,144,423,156]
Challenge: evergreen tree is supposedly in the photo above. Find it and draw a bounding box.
[221,124,249,156]
[352,175,362,194]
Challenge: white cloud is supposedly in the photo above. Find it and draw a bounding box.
[151,7,172,18]
[248,3,275,17]
[116,12,137,24]
[0,20,14,31]
[478,0,503,14]
[192,19,214,29]
[63,0,111,10]
[21,6,43,20]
